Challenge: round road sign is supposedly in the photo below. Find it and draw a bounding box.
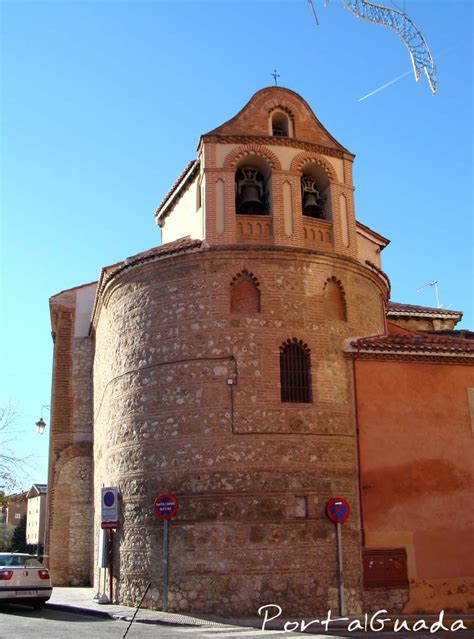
[103,490,115,508]
[326,497,351,524]
[154,494,179,520]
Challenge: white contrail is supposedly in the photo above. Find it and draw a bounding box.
[358,69,413,101]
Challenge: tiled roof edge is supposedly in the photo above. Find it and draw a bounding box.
[154,160,200,223]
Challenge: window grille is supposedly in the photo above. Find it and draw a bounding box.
[280,338,312,403]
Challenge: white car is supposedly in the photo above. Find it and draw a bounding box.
[0,553,52,609]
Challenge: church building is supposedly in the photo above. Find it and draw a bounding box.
[47,87,474,616]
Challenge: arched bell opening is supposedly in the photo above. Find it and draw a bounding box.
[270,109,293,138]
[300,163,331,221]
[235,156,272,216]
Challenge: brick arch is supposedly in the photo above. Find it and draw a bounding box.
[231,269,260,289]
[230,269,261,314]
[223,144,282,171]
[54,442,92,478]
[252,92,312,124]
[268,104,295,120]
[323,276,347,321]
[279,337,311,355]
[50,450,93,586]
[269,104,295,131]
[290,152,337,182]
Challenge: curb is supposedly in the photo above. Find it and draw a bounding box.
[45,602,228,627]
[45,602,113,620]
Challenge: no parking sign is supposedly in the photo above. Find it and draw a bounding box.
[326,496,351,617]
[153,494,179,520]
[326,496,351,524]
[101,486,119,529]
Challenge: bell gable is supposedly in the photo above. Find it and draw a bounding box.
[204,86,351,155]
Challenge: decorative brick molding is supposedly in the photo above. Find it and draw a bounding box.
[290,151,338,183]
[223,144,282,171]
[230,270,261,314]
[323,276,348,321]
[205,134,346,160]
[230,269,260,289]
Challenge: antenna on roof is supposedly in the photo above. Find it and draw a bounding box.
[417,280,442,308]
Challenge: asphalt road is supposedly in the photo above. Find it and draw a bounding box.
[0,605,293,639]
[0,605,472,639]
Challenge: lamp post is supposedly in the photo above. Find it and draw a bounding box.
[34,405,51,564]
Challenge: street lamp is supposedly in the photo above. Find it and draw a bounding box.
[35,405,50,435]
[35,418,46,435]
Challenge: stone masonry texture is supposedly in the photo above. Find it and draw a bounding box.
[92,246,386,616]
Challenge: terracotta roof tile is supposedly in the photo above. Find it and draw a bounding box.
[351,330,474,355]
[122,236,203,266]
[387,301,463,318]
[154,160,199,222]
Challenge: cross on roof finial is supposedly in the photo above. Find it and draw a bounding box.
[272,69,280,86]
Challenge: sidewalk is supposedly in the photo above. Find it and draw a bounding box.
[47,587,258,629]
[46,588,474,632]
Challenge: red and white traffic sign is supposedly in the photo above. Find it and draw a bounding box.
[326,497,351,524]
[154,494,178,520]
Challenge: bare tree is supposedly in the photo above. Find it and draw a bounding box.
[0,405,28,493]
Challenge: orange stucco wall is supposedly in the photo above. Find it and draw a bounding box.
[355,359,474,613]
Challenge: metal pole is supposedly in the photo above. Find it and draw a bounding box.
[336,522,346,616]
[109,529,114,603]
[163,519,169,612]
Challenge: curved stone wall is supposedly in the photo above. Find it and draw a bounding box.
[93,246,387,616]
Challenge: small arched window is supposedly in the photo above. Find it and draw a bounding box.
[280,338,312,403]
[269,109,293,138]
[230,270,260,313]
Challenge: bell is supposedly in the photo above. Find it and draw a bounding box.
[236,166,265,215]
[239,183,264,214]
[303,191,324,219]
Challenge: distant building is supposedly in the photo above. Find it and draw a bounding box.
[5,491,28,527]
[26,484,47,548]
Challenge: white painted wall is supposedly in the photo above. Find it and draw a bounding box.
[161,178,204,244]
[75,284,97,338]
[356,231,383,269]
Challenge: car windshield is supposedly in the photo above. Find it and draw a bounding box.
[0,554,42,567]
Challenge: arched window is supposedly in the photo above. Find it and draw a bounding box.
[230,270,260,313]
[269,108,294,138]
[272,112,288,137]
[280,338,312,403]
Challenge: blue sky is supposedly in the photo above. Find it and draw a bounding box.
[1,0,472,489]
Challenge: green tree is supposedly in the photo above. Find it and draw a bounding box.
[10,514,27,552]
